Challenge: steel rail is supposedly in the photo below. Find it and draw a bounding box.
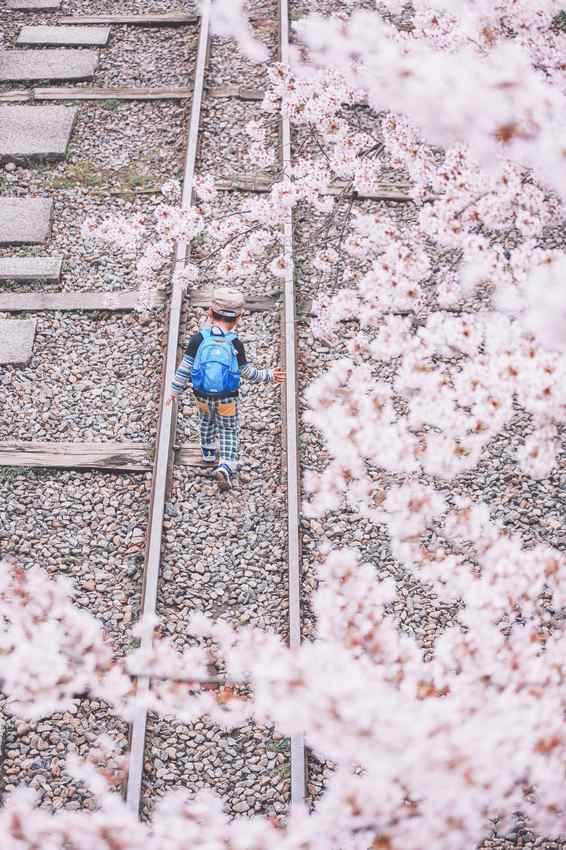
[278,0,306,805]
[125,1,211,816]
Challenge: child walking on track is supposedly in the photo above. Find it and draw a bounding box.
[167,287,285,492]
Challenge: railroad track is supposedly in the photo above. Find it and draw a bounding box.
[124,0,211,814]
[0,0,305,819]
[278,0,305,808]
[125,0,306,817]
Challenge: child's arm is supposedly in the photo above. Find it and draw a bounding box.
[240,362,274,383]
[166,333,201,405]
[236,339,285,385]
[240,364,285,383]
[170,352,194,395]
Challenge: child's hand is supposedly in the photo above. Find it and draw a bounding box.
[166,393,177,406]
[272,368,286,384]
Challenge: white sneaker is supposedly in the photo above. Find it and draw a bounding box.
[215,464,232,492]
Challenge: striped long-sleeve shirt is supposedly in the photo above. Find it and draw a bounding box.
[171,328,273,399]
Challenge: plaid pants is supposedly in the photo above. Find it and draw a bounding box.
[196,396,239,472]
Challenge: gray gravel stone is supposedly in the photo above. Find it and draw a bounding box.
[59,0,196,10]
[0,312,163,442]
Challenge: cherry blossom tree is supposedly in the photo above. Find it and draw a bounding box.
[3,1,566,848]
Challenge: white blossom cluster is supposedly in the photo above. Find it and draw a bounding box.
[1,511,565,848]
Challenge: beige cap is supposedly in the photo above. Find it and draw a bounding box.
[210,286,244,319]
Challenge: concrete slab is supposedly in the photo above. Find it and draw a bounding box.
[8,0,62,9]
[0,319,37,366]
[0,50,98,83]
[0,198,52,245]
[0,256,62,281]
[0,105,77,163]
[17,26,111,47]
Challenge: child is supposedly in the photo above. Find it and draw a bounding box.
[167,286,285,491]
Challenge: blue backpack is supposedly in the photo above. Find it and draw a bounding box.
[191,327,241,396]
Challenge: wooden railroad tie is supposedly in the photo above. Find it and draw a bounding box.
[34,86,194,102]
[0,289,278,313]
[2,85,264,103]
[58,13,199,25]
[189,289,279,312]
[207,85,264,101]
[0,442,206,472]
[216,175,414,202]
[57,12,272,26]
